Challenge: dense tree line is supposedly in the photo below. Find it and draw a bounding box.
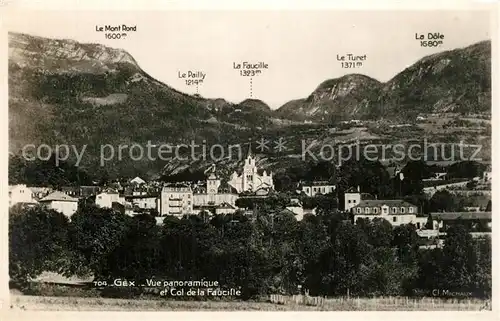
[9,203,491,299]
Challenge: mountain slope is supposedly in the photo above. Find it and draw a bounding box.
[276,74,383,122]
[379,40,491,117]
[8,32,491,179]
[8,32,272,177]
[276,41,491,121]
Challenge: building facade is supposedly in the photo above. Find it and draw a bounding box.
[160,184,193,217]
[9,184,37,207]
[300,181,336,197]
[228,153,274,193]
[193,171,239,207]
[352,199,427,228]
[39,191,79,217]
[127,195,159,211]
[95,190,124,209]
[344,187,361,212]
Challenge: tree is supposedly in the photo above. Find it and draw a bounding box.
[398,160,431,196]
[296,214,329,295]
[9,205,71,287]
[425,214,434,229]
[105,214,162,280]
[392,224,419,265]
[440,224,476,291]
[357,218,393,248]
[485,200,492,212]
[66,205,129,279]
[318,221,372,296]
[446,161,486,179]
[473,236,492,297]
[337,159,394,203]
[429,190,459,212]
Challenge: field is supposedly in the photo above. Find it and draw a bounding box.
[9,294,491,311]
[9,274,492,311]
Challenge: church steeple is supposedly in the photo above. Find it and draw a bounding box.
[246,141,252,159]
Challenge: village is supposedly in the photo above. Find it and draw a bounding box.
[9,147,492,249]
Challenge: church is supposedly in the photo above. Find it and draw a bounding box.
[228,151,274,193]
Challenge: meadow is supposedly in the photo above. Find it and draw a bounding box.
[10,293,491,311]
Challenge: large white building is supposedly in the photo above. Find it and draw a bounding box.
[95,189,125,209]
[300,181,336,197]
[39,191,79,217]
[160,184,193,217]
[9,184,38,207]
[352,199,427,228]
[193,169,238,208]
[127,195,159,211]
[228,152,274,193]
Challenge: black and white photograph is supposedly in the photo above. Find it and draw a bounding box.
[4,3,496,312]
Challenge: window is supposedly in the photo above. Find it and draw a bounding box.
[392,207,397,214]
[373,207,379,214]
[365,207,370,214]
[400,207,405,213]
[356,208,362,214]
[416,222,421,229]
[348,200,352,203]
[408,207,414,213]
[353,199,357,204]
[392,216,397,222]
[383,207,388,214]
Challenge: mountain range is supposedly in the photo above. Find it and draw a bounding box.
[276,40,491,122]
[8,32,491,178]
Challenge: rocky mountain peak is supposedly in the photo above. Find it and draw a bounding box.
[9,32,138,73]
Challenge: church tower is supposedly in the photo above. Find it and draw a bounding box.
[206,165,221,203]
[242,145,256,192]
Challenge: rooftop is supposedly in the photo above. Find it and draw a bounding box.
[217,202,236,209]
[353,199,416,208]
[300,180,335,186]
[40,191,78,202]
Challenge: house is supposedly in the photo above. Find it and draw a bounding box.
[126,194,159,212]
[228,150,274,193]
[160,184,193,217]
[9,184,38,207]
[344,186,373,212]
[39,191,79,217]
[193,167,239,207]
[95,189,124,209]
[430,212,492,232]
[61,186,102,198]
[300,181,336,197]
[352,199,427,228]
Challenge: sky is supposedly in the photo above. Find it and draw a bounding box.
[5,9,492,109]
